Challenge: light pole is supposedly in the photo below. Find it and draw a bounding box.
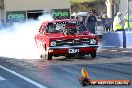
[122,0,131,48]
[128,0,130,29]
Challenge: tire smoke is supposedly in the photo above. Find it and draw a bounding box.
[0,14,53,59]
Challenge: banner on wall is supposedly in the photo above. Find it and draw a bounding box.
[52,9,70,19]
[6,11,26,23]
[43,9,70,19]
[6,9,70,23]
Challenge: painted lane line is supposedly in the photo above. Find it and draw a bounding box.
[0,65,47,88]
[0,76,5,80]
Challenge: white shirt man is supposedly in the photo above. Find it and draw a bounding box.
[113,12,124,31]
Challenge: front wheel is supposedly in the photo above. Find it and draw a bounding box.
[40,53,52,60]
[45,54,52,60]
[90,52,96,59]
[39,49,52,60]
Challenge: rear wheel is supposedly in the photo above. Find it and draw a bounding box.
[40,51,52,60]
[38,43,45,58]
[90,52,96,59]
[37,42,52,60]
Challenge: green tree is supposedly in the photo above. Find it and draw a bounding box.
[71,0,106,13]
[71,0,96,4]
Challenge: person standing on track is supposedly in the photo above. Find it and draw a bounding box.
[85,10,97,34]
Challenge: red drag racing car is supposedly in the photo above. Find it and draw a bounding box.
[34,19,99,60]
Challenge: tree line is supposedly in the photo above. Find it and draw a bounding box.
[71,0,106,14]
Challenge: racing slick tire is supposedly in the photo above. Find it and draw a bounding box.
[90,52,96,59]
[40,53,52,60]
[37,42,52,60]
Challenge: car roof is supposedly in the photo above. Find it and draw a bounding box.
[43,19,80,24]
[41,19,82,26]
[76,12,88,16]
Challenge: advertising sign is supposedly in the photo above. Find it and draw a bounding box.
[6,11,26,23]
[52,9,70,19]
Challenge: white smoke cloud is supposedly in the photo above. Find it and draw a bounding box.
[0,14,53,59]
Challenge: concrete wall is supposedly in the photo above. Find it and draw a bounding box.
[4,0,71,11]
[103,31,132,48]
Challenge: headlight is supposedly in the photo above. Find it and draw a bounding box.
[90,39,96,45]
[50,41,56,46]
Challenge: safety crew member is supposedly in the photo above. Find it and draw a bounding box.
[113,12,124,31]
[124,10,132,30]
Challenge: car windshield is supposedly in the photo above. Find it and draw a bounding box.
[46,21,87,33]
[76,22,87,32]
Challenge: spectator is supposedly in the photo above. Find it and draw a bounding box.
[104,15,111,31]
[85,10,97,34]
[113,12,124,31]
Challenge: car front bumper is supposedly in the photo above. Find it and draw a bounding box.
[48,45,99,49]
[47,45,99,55]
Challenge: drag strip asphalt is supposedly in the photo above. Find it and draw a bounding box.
[0,59,132,88]
[0,48,132,88]
[0,75,5,81]
[0,64,47,88]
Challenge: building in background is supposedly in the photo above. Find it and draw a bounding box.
[119,0,132,16]
[105,0,120,19]
[113,0,131,16]
[0,0,71,23]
